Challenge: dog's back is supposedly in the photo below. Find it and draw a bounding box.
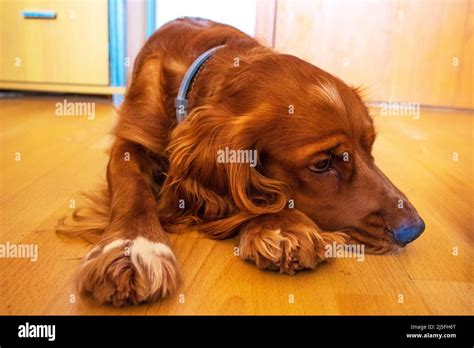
[132,19,254,121]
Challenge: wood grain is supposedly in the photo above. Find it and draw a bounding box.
[0,82,125,95]
[274,0,473,109]
[0,97,472,315]
[0,0,109,85]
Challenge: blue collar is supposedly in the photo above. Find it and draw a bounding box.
[174,45,225,123]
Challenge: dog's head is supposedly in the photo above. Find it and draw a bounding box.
[167,51,424,251]
[232,54,425,252]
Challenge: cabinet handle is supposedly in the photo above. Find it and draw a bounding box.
[22,11,57,19]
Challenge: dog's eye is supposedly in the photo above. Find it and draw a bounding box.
[309,158,332,173]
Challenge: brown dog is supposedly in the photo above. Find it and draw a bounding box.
[57,17,425,306]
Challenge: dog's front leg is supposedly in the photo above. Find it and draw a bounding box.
[237,210,347,274]
[77,139,179,306]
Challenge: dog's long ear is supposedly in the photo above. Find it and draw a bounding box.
[225,138,288,215]
[159,106,288,239]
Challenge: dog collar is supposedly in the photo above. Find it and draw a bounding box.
[175,45,225,123]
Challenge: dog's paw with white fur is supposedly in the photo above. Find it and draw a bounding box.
[78,237,179,306]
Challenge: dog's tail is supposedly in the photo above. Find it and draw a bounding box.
[55,185,110,244]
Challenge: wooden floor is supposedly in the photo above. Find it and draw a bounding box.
[0,97,472,315]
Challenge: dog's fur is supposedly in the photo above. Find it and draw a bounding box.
[57,18,423,306]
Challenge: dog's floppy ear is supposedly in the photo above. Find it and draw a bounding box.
[225,138,288,215]
[159,105,288,238]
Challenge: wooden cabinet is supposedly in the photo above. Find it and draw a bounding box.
[274,0,473,109]
[0,0,110,91]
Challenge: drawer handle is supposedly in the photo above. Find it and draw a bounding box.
[22,11,57,19]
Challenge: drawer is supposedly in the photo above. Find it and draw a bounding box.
[0,0,109,85]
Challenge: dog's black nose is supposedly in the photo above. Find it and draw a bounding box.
[393,218,425,246]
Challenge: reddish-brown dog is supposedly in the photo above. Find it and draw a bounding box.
[58,18,425,306]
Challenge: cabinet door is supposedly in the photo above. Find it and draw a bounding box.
[274,0,472,109]
[0,0,109,85]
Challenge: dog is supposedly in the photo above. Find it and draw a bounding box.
[57,17,425,306]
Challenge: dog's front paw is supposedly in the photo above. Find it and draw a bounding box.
[238,211,347,274]
[78,237,179,306]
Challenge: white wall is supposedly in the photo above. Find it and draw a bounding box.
[155,0,257,36]
[126,0,146,82]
